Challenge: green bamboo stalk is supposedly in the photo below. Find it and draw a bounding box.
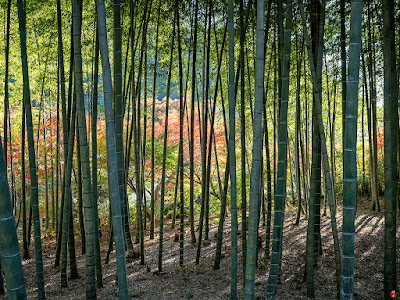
[96,0,129,298]
[3,0,11,168]
[367,0,380,211]
[72,0,97,297]
[228,0,238,297]
[16,0,45,298]
[0,136,27,299]
[142,38,148,234]
[176,5,185,267]
[44,101,49,233]
[244,0,264,297]
[21,102,29,260]
[263,8,274,258]
[50,95,55,231]
[294,33,303,225]
[158,0,177,272]
[302,1,324,296]
[202,20,228,268]
[76,126,86,254]
[361,53,376,210]
[189,0,199,245]
[133,0,151,264]
[239,0,247,278]
[214,68,230,270]
[172,155,180,230]
[340,0,363,299]
[60,96,77,287]
[55,0,70,268]
[341,0,347,147]
[299,1,342,297]
[196,2,211,254]
[265,1,292,298]
[150,0,161,241]
[113,0,126,253]
[67,172,79,280]
[382,0,398,298]
[91,23,103,289]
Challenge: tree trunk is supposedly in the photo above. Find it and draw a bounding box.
[214,61,230,270]
[362,53,376,209]
[113,0,127,263]
[239,0,247,278]
[0,136,27,299]
[21,103,29,260]
[341,0,347,148]
[295,33,303,225]
[91,24,103,288]
[16,0,46,297]
[382,0,398,297]
[244,0,265,296]
[265,1,292,298]
[299,2,341,295]
[3,0,11,171]
[228,0,238,296]
[158,1,177,272]
[76,127,86,254]
[72,0,97,297]
[367,0,380,211]
[176,6,185,266]
[189,0,199,245]
[96,1,130,298]
[150,0,161,240]
[60,95,77,287]
[340,0,363,298]
[55,0,70,268]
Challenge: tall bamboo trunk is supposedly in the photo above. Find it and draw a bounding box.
[238,0,247,277]
[72,0,97,297]
[50,95,55,230]
[3,0,11,170]
[340,0,363,298]
[362,53,376,208]
[295,33,303,225]
[55,0,70,268]
[382,0,398,297]
[60,93,78,287]
[21,100,29,260]
[189,0,198,245]
[265,1,292,298]
[76,127,86,254]
[196,2,210,253]
[299,2,341,296]
[16,0,45,298]
[0,136,27,299]
[176,6,185,266]
[96,1,129,297]
[262,3,274,256]
[158,2,177,272]
[367,0,380,211]
[341,0,347,148]
[150,0,161,241]
[113,0,127,261]
[244,0,265,297]
[228,0,238,297]
[214,57,230,269]
[91,24,103,288]
[303,0,325,296]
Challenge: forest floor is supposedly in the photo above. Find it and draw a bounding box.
[1,195,399,300]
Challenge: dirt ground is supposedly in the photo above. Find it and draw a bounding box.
[0,196,399,299]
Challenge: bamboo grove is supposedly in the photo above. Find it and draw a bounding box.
[0,0,398,299]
